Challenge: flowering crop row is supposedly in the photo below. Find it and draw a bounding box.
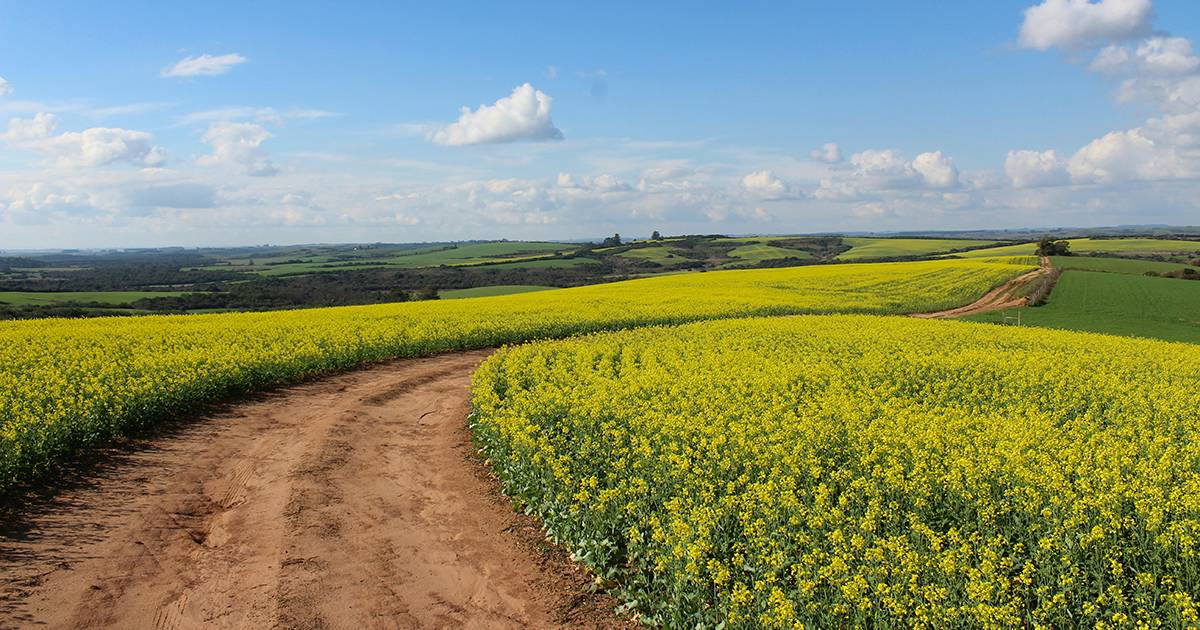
[0,259,1026,492]
[472,315,1200,628]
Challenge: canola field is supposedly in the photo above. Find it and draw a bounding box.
[0,259,1026,492]
[472,315,1200,628]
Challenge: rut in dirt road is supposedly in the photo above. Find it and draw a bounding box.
[0,351,631,630]
[911,256,1052,319]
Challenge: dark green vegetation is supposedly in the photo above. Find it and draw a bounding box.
[965,267,1200,344]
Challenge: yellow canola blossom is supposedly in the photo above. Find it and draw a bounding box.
[0,259,1026,490]
[471,315,1200,628]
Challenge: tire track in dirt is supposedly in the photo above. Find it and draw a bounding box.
[0,351,632,629]
[911,256,1052,319]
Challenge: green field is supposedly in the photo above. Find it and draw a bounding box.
[964,270,1200,344]
[726,243,812,263]
[0,291,187,306]
[438,285,556,299]
[1049,256,1196,275]
[958,238,1200,259]
[838,237,998,260]
[615,247,686,263]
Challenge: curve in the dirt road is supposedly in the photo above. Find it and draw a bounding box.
[911,257,1050,319]
[0,351,631,630]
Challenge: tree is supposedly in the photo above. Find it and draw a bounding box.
[601,233,623,247]
[651,230,662,240]
[1036,236,1071,256]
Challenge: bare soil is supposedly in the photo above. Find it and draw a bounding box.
[911,257,1051,319]
[0,351,633,629]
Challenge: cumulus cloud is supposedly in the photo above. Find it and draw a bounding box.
[809,142,842,163]
[1018,0,1152,50]
[2,112,167,167]
[1067,128,1189,183]
[197,122,278,176]
[910,151,960,188]
[740,170,789,198]
[428,83,563,146]
[846,148,961,189]
[0,76,10,97]
[161,53,248,78]
[1006,149,1070,187]
[1091,36,1200,76]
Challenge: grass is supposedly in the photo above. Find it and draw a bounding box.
[963,270,1200,344]
[0,291,187,306]
[957,238,1200,259]
[726,243,812,263]
[438,285,557,299]
[1049,256,1196,275]
[616,247,686,263]
[838,238,998,260]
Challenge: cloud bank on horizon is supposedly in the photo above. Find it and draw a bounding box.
[1,0,1199,248]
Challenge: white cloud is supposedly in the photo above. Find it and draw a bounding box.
[428,83,564,146]
[1092,36,1200,76]
[1005,149,1070,187]
[1018,0,1152,50]
[809,142,842,163]
[197,122,278,176]
[911,151,960,188]
[2,113,167,167]
[1068,127,1189,183]
[0,76,11,97]
[180,106,336,125]
[161,53,248,78]
[741,170,788,198]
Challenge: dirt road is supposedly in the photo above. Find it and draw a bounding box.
[912,257,1051,319]
[0,351,629,629]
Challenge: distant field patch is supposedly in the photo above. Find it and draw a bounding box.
[726,243,811,263]
[616,247,685,263]
[959,238,1200,259]
[438,285,556,299]
[838,238,998,260]
[0,291,187,306]
[964,270,1200,344]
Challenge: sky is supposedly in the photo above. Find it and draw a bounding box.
[1,0,1199,248]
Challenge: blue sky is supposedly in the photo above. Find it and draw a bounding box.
[2,0,1199,247]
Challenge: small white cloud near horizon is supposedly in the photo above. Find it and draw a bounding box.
[0,76,11,97]
[2,112,167,168]
[1018,0,1152,51]
[428,83,564,146]
[161,53,248,78]
[809,142,842,163]
[197,121,278,176]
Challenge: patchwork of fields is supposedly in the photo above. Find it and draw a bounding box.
[5,236,1200,627]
